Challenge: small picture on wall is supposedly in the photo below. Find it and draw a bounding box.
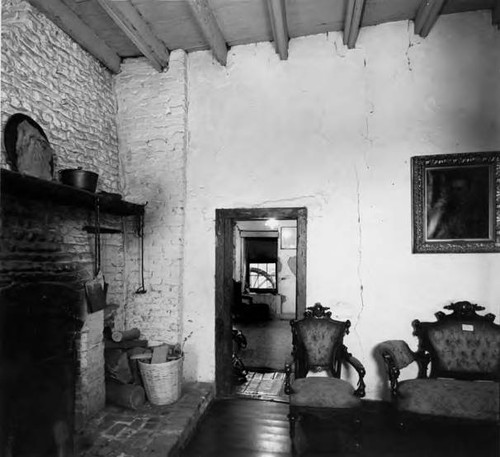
[411,152,500,253]
[281,227,297,250]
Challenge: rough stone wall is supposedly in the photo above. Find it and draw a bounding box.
[1,0,124,425]
[1,0,119,192]
[114,53,188,348]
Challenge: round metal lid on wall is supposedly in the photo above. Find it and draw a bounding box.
[3,113,54,180]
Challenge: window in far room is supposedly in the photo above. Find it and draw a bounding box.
[245,237,278,293]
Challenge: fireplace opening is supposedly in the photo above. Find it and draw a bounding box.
[0,282,83,457]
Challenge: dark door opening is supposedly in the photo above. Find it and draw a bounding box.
[215,207,307,397]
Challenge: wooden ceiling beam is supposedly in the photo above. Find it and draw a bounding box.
[187,0,228,66]
[414,0,446,38]
[25,0,121,73]
[347,0,366,49]
[266,0,289,60]
[414,0,433,35]
[493,0,500,29]
[343,0,355,46]
[96,0,169,72]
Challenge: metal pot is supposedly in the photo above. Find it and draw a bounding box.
[59,167,99,192]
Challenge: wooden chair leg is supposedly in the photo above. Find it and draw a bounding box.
[289,411,307,456]
[288,411,297,439]
[353,417,362,452]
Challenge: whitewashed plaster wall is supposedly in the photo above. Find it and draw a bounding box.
[183,11,500,399]
[114,53,188,347]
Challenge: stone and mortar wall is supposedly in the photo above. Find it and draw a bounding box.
[1,0,124,425]
[183,11,500,395]
[1,0,120,190]
[114,53,188,348]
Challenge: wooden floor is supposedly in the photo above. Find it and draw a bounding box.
[180,398,499,457]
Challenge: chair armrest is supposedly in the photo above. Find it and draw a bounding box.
[377,340,419,397]
[342,345,366,397]
[284,362,294,395]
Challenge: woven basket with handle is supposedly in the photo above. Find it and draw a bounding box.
[138,357,182,405]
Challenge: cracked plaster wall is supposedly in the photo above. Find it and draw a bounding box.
[184,11,500,399]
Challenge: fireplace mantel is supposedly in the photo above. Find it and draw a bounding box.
[1,168,145,216]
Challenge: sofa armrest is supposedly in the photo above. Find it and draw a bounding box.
[377,340,418,397]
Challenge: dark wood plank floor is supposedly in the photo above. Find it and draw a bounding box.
[180,398,499,457]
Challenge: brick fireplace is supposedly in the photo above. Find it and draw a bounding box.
[0,189,127,454]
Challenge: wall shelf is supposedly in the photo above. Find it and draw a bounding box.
[1,169,145,216]
[82,226,122,234]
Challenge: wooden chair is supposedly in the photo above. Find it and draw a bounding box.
[284,303,366,454]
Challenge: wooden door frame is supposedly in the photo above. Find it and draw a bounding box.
[215,207,307,397]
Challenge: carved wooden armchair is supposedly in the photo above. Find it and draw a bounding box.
[284,303,366,453]
[378,301,500,425]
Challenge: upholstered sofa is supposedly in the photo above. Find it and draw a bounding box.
[378,301,500,423]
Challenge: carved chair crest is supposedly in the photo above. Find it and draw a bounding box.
[300,302,352,332]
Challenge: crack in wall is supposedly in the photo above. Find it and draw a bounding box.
[361,53,374,166]
[406,21,414,72]
[353,166,365,335]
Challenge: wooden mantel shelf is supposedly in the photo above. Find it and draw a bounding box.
[1,169,145,216]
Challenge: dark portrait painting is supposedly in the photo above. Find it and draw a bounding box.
[412,152,499,253]
[426,165,491,241]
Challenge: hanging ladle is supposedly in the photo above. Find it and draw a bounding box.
[135,212,146,294]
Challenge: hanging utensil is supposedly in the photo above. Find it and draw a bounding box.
[135,213,146,294]
[85,199,107,312]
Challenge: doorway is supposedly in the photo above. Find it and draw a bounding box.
[215,207,307,397]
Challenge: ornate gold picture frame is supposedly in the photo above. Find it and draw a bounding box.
[411,152,500,253]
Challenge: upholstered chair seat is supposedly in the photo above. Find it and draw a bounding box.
[289,376,363,409]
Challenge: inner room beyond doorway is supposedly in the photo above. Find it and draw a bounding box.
[233,219,297,374]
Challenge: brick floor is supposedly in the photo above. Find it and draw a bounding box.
[76,382,214,457]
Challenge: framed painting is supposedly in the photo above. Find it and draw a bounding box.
[411,152,500,253]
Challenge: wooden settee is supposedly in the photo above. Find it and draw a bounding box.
[378,301,499,424]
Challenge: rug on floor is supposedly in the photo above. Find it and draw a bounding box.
[235,371,288,402]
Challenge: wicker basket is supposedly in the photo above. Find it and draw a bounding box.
[138,357,183,405]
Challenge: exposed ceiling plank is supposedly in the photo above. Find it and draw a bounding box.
[343,0,355,46]
[25,0,121,73]
[187,0,228,65]
[266,0,289,60]
[414,0,446,37]
[493,0,500,28]
[347,0,366,49]
[414,0,433,35]
[419,0,446,37]
[96,0,169,72]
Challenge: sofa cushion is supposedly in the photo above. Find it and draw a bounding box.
[398,378,499,421]
[290,377,362,408]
